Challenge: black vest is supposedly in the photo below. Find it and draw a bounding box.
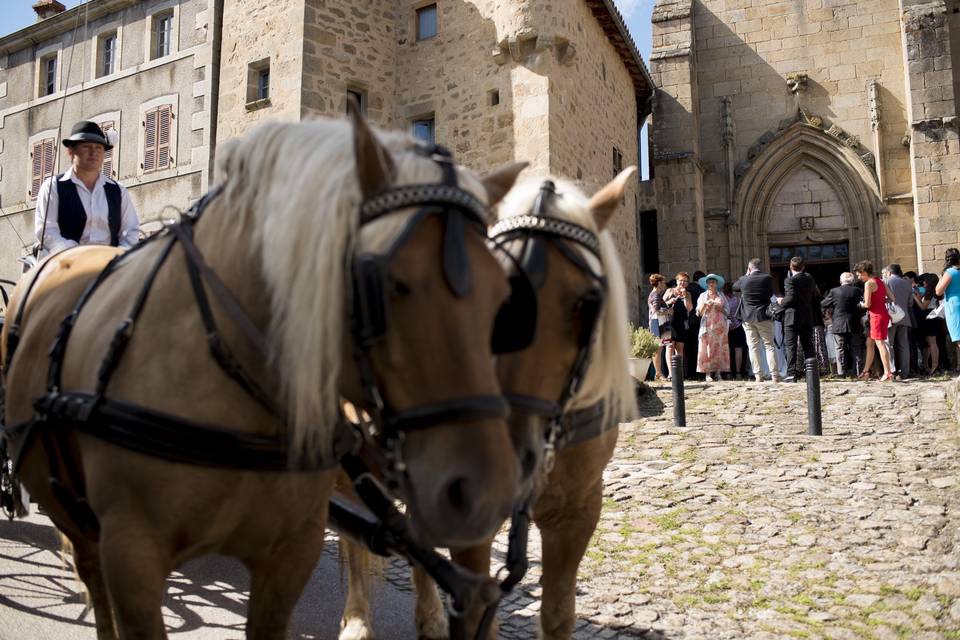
[56,174,122,246]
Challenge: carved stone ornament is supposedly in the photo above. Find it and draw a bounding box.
[800,217,815,230]
[736,108,878,183]
[786,72,808,94]
[867,80,881,131]
[720,96,734,145]
[493,31,576,66]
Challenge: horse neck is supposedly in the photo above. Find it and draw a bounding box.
[191,201,271,343]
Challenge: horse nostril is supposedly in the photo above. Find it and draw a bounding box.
[445,477,472,517]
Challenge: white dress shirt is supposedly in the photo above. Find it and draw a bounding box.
[34,167,140,255]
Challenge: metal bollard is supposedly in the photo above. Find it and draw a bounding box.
[805,357,822,436]
[671,353,686,427]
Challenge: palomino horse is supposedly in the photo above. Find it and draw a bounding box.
[0,109,529,639]
[339,168,639,640]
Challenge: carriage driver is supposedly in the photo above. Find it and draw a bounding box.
[34,120,140,257]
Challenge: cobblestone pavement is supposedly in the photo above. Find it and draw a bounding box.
[2,379,958,639]
[466,378,959,639]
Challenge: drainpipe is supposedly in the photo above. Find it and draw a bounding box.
[206,0,223,188]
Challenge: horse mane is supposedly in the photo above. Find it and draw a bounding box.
[211,119,495,460]
[496,177,637,426]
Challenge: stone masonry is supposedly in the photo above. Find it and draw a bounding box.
[216,0,654,321]
[650,0,960,283]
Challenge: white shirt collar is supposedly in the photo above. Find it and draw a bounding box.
[60,165,107,192]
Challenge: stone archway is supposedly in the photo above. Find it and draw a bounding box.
[729,122,883,277]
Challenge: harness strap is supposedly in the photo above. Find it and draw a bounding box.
[558,400,608,449]
[170,223,279,415]
[381,395,509,435]
[31,392,349,471]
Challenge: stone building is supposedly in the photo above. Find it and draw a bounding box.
[215,0,654,319]
[649,0,960,291]
[0,0,216,281]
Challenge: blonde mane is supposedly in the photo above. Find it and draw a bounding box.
[496,177,637,427]
[212,119,496,460]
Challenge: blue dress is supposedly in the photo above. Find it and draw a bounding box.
[945,267,960,342]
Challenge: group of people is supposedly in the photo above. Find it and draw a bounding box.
[647,252,960,383]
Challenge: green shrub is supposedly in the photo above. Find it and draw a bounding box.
[629,324,662,358]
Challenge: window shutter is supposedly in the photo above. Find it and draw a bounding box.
[144,108,157,173]
[30,142,43,198]
[30,138,56,198]
[157,105,171,170]
[100,121,115,178]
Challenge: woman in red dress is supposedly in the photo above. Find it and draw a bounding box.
[854,260,894,381]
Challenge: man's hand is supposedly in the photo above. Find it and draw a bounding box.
[776,297,783,304]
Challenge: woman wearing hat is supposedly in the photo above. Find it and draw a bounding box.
[34,120,140,257]
[695,273,731,382]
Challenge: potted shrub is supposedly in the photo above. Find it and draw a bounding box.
[629,324,661,382]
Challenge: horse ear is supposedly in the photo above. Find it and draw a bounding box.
[588,166,637,230]
[480,162,528,206]
[349,98,395,200]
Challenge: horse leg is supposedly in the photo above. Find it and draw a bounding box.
[246,533,326,640]
[65,531,118,640]
[535,482,603,640]
[411,564,447,640]
[339,538,376,640]
[98,522,170,640]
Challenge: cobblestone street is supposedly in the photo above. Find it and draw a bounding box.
[466,378,960,639]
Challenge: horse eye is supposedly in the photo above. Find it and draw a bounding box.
[392,279,412,296]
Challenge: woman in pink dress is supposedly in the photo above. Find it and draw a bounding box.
[854,260,894,382]
[695,274,731,382]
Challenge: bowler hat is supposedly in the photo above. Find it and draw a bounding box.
[62,120,112,150]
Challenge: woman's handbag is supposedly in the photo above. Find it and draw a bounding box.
[927,300,945,320]
[766,300,785,322]
[886,301,905,324]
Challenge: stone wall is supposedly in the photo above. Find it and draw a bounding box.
[768,167,845,234]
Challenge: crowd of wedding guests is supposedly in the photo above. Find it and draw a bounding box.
[646,248,960,383]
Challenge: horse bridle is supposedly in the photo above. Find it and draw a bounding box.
[488,180,607,473]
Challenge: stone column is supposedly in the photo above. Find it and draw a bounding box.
[900,0,960,272]
[651,0,705,276]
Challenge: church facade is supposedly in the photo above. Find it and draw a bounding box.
[649,0,960,289]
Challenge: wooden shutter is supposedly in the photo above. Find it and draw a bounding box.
[30,138,55,198]
[143,109,157,173]
[156,105,171,170]
[100,121,115,178]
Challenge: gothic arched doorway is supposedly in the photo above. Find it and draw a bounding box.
[731,122,883,292]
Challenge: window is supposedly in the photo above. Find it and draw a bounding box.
[99,121,115,178]
[612,146,623,179]
[143,105,173,173]
[30,138,56,199]
[39,54,57,96]
[152,12,174,59]
[245,59,271,108]
[347,88,367,115]
[98,32,117,77]
[488,89,500,107]
[412,116,435,144]
[639,211,659,274]
[416,4,438,41]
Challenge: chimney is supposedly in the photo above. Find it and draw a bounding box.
[33,0,66,21]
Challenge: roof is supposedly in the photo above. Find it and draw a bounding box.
[0,0,135,55]
[585,0,656,120]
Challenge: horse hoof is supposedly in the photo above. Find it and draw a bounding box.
[339,618,376,640]
[416,613,449,640]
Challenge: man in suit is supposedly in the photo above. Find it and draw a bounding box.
[821,272,864,377]
[683,270,706,380]
[733,258,780,382]
[778,256,820,381]
[884,263,914,378]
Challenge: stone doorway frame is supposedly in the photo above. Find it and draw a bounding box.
[729,122,883,277]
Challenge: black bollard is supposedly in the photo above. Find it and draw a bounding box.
[671,353,686,427]
[805,357,822,436]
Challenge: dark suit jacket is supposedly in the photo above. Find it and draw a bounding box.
[733,271,774,323]
[821,284,863,334]
[781,271,820,328]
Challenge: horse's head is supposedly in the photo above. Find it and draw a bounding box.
[490,169,639,498]
[340,105,529,547]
